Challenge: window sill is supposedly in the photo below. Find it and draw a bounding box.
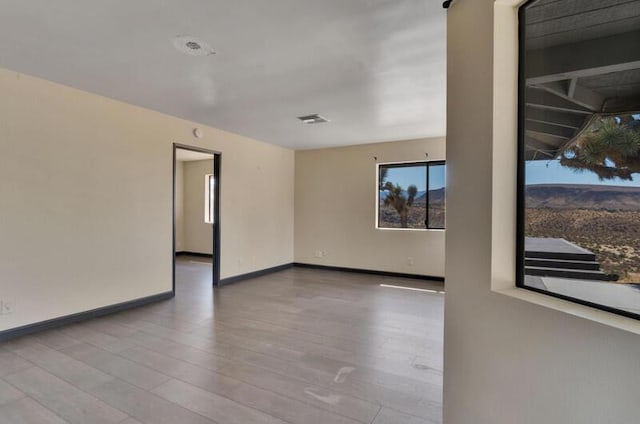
[493,285,640,336]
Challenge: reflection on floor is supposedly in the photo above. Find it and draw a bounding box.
[0,257,444,424]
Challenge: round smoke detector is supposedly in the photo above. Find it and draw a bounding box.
[172,35,216,56]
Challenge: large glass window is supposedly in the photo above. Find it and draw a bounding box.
[378,161,446,230]
[518,0,640,318]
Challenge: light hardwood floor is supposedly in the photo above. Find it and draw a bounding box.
[0,257,444,424]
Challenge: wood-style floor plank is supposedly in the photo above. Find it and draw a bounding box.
[0,257,443,423]
[4,367,127,424]
[0,379,25,406]
[0,397,70,424]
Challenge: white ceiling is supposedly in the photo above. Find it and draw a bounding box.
[0,0,447,150]
[175,149,214,162]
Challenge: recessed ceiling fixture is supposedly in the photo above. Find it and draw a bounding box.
[173,35,216,56]
[297,114,330,124]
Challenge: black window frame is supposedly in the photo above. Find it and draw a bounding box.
[515,0,640,321]
[377,160,446,230]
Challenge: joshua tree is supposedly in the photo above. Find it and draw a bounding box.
[560,117,640,180]
[379,167,388,190]
[382,181,418,227]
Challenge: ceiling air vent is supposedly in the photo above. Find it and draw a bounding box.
[173,35,216,56]
[297,114,330,124]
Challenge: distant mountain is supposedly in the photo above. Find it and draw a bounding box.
[379,188,445,205]
[379,190,426,201]
[416,188,445,205]
[526,184,640,210]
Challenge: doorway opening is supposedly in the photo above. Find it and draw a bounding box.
[173,143,221,292]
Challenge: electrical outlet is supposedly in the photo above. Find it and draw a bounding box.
[407,257,414,266]
[1,301,15,315]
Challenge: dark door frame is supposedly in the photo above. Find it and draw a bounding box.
[172,143,221,293]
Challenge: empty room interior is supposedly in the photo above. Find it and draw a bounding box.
[2,0,640,423]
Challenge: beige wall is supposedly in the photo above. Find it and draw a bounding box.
[443,2,640,423]
[175,160,185,252]
[295,138,445,277]
[0,68,294,332]
[183,159,214,255]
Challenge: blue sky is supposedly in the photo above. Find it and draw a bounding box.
[525,115,640,186]
[526,160,640,187]
[429,165,446,189]
[381,116,640,190]
[381,158,640,190]
[382,164,446,191]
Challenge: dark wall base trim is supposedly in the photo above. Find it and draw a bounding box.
[0,291,174,343]
[176,251,213,258]
[293,263,445,282]
[219,262,444,285]
[220,263,294,285]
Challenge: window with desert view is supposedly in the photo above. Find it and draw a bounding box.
[378,162,445,230]
[519,0,640,318]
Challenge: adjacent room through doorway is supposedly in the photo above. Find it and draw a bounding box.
[173,144,221,290]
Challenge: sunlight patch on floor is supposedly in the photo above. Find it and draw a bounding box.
[380,284,444,294]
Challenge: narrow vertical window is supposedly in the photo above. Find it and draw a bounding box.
[204,174,215,224]
[428,163,446,229]
[518,0,640,318]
